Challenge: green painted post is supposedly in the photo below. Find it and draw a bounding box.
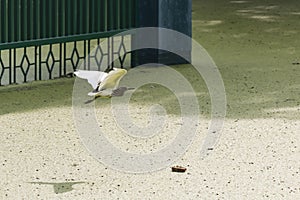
[120,0,126,28]
[41,0,47,39]
[35,0,40,39]
[73,0,78,34]
[0,0,3,43]
[48,0,53,37]
[7,0,14,42]
[21,0,25,41]
[60,1,64,36]
[29,0,34,40]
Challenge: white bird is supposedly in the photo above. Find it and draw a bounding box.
[74,68,127,98]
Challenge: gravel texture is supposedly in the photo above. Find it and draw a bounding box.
[1,0,300,199]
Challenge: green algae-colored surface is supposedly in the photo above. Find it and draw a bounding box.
[192,0,300,119]
[0,78,74,115]
[1,0,299,119]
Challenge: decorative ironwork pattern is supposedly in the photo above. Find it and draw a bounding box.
[0,35,130,85]
[0,0,137,85]
[0,50,12,84]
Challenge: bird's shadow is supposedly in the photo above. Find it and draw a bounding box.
[28,181,86,194]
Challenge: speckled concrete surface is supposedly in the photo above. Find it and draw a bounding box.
[1,0,300,199]
[1,107,299,199]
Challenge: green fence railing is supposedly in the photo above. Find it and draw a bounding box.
[0,0,192,86]
[0,0,138,85]
[0,0,137,49]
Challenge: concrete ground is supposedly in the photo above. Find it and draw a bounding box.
[1,0,299,199]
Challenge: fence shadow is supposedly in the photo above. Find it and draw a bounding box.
[1,0,299,120]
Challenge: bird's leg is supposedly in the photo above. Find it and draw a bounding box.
[84,95,101,104]
[104,65,114,73]
[92,85,99,93]
[84,98,95,104]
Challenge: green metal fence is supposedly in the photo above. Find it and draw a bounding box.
[0,0,138,85]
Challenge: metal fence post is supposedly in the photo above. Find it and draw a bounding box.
[131,0,192,66]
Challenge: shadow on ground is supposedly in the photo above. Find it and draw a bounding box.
[0,78,75,115]
[0,0,299,120]
[28,181,86,194]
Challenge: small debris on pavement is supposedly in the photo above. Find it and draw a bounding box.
[171,166,187,173]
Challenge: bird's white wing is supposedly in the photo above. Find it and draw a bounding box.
[74,70,107,89]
